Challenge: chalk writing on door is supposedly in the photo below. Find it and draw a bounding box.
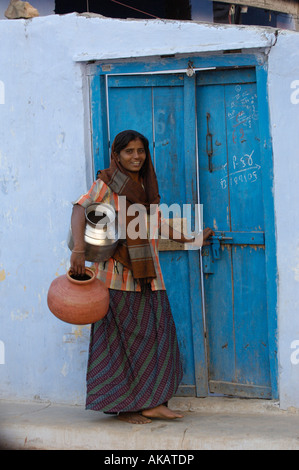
[220,150,261,190]
[228,90,259,142]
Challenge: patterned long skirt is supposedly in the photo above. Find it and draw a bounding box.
[85,287,183,413]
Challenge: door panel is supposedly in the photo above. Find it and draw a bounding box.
[108,84,153,153]
[197,69,272,398]
[233,245,270,386]
[224,82,264,232]
[153,84,186,206]
[203,245,235,384]
[196,83,230,231]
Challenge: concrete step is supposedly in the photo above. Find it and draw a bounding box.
[1,397,299,450]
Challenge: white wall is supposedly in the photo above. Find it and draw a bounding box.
[0,13,298,409]
[268,31,299,409]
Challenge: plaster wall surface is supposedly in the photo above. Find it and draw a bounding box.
[0,14,298,409]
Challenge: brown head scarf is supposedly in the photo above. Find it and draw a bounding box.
[97,130,160,285]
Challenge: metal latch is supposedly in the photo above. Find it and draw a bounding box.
[211,235,233,260]
[211,237,220,260]
[202,234,233,274]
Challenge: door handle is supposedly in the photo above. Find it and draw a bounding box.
[206,113,213,173]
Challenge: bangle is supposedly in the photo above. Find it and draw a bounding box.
[72,250,85,254]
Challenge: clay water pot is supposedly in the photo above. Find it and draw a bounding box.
[47,268,109,325]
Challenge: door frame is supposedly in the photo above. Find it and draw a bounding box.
[87,51,278,399]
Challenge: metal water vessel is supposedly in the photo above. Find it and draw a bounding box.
[68,203,120,262]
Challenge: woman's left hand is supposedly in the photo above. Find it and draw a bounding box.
[185,227,215,249]
[202,227,215,245]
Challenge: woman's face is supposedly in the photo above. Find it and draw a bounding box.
[118,138,146,174]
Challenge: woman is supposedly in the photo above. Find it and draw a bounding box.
[70,130,213,424]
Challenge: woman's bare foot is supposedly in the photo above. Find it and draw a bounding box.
[141,405,183,420]
[117,412,152,424]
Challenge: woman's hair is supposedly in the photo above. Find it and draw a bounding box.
[112,130,150,176]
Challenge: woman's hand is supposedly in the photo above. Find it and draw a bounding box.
[70,251,86,277]
[185,227,215,249]
[160,218,214,249]
[202,227,215,245]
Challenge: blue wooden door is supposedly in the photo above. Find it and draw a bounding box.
[197,68,272,398]
[89,61,277,399]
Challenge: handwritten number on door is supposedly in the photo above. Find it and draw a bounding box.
[206,113,213,173]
